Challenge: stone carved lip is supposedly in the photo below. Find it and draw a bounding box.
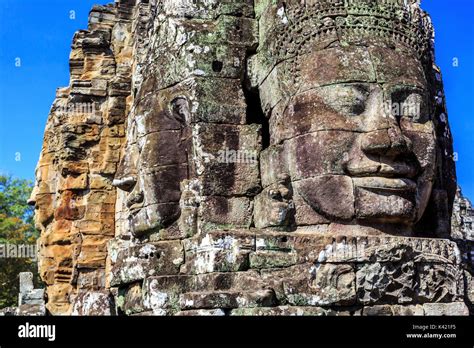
[347,163,418,178]
[112,176,137,190]
[352,177,417,192]
[128,204,144,214]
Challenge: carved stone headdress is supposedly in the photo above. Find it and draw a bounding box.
[269,0,434,65]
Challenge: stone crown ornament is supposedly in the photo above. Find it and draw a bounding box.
[272,0,434,63]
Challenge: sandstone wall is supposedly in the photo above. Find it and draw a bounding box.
[30,0,135,315]
[30,0,474,315]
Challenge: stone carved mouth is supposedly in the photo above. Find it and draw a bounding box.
[128,204,144,215]
[352,177,417,192]
[112,176,136,191]
[346,162,418,178]
[345,155,420,181]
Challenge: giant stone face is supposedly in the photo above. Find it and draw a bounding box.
[261,46,436,229]
[113,82,193,236]
[113,0,455,237]
[252,0,455,235]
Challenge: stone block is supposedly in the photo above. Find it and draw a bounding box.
[181,232,254,274]
[423,302,469,316]
[261,263,356,306]
[110,240,184,286]
[179,289,277,310]
[200,196,253,231]
[71,291,114,316]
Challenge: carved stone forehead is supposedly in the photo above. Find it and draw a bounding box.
[258,45,427,112]
[297,45,427,89]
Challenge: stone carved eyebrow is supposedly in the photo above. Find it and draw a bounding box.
[386,84,426,94]
[317,82,371,93]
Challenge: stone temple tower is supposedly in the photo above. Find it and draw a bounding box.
[29,0,473,315]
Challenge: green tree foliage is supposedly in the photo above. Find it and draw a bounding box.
[0,175,41,308]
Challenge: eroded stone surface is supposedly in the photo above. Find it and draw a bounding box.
[30,1,134,314]
[29,0,472,316]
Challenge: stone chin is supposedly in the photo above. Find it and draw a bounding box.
[295,175,424,226]
[352,175,436,228]
[128,209,157,237]
[127,204,180,237]
[353,178,418,224]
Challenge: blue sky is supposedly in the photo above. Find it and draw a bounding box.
[0,0,473,198]
[0,0,110,180]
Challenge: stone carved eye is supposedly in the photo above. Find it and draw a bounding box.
[321,84,369,116]
[391,89,426,123]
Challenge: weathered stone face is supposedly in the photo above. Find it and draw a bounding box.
[113,87,192,237]
[28,0,472,316]
[254,1,443,231]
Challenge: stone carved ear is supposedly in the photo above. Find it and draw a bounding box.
[171,97,191,124]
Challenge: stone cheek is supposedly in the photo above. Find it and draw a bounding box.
[140,166,187,205]
[34,193,54,227]
[269,88,362,145]
[294,176,355,222]
[140,131,189,168]
[287,131,356,180]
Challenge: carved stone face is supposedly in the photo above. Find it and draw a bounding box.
[261,45,437,229]
[114,86,192,237]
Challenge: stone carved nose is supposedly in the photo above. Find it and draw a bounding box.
[112,171,143,209]
[361,126,412,157]
[361,87,413,158]
[27,185,39,206]
[113,140,139,192]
